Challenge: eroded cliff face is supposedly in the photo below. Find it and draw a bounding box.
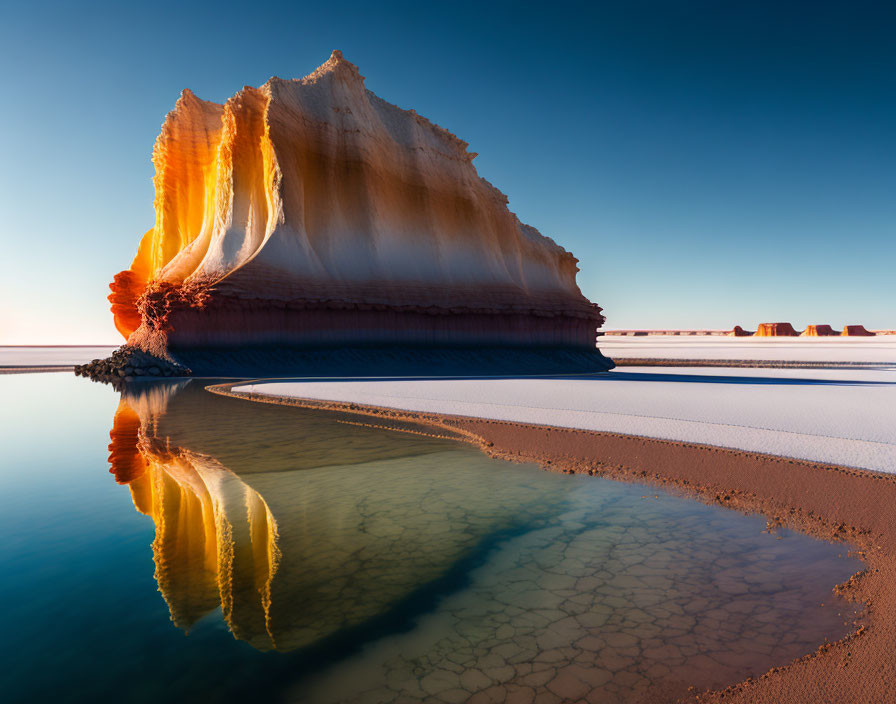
[110,51,603,353]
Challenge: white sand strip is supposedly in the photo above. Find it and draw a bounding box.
[235,366,896,474]
[598,336,896,363]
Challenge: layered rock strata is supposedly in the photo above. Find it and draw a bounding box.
[106,51,609,373]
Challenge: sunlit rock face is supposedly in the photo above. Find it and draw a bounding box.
[110,51,604,358]
[801,324,839,337]
[842,325,875,337]
[755,322,799,337]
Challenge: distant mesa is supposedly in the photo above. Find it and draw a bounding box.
[600,323,889,338]
[99,50,611,377]
[801,325,839,337]
[842,325,875,337]
[755,322,799,337]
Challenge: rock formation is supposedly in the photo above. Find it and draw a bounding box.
[755,322,799,337]
[105,50,610,375]
[730,325,753,337]
[801,325,839,337]
[842,325,875,337]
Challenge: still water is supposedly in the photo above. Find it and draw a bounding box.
[0,374,860,703]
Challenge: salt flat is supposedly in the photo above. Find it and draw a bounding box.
[599,335,896,363]
[0,346,117,368]
[236,364,896,475]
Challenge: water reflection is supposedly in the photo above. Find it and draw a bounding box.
[105,380,861,703]
[108,380,570,653]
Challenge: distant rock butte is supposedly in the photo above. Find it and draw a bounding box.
[843,325,875,337]
[109,50,604,358]
[801,325,839,337]
[755,323,799,337]
[602,324,887,338]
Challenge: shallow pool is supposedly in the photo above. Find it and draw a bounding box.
[0,374,861,703]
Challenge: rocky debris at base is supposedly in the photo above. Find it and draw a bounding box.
[74,346,190,383]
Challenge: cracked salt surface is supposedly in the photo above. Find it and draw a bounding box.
[293,468,859,704]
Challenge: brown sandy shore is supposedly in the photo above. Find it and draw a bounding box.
[209,382,896,704]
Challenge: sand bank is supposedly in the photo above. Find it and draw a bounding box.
[231,368,896,474]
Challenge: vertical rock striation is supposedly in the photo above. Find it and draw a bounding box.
[107,51,609,372]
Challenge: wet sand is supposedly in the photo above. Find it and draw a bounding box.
[210,383,896,704]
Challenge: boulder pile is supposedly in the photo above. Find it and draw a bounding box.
[74,346,190,383]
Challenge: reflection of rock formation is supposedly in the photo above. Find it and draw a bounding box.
[801,325,839,337]
[108,381,568,651]
[125,449,281,648]
[755,322,799,337]
[109,50,606,361]
[842,325,875,337]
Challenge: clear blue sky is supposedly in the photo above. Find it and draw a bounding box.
[1,0,893,343]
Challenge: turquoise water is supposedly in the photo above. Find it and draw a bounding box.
[0,374,861,703]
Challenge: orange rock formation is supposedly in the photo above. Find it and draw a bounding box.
[109,51,605,357]
[755,322,799,337]
[842,325,875,337]
[801,325,839,337]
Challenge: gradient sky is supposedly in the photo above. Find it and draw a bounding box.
[0,0,893,343]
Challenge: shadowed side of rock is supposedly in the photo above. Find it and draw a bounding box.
[76,344,614,382]
[842,325,875,337]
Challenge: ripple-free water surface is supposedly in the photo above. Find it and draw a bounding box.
[0,374,861,703]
